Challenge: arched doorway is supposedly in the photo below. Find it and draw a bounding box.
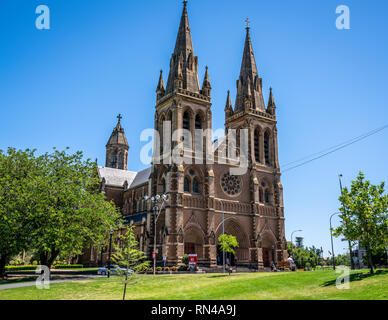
[215,219,249,266]
[184,226,204,260]
[261,231,277,268]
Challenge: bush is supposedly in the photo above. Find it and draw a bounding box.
[164,267,170,272]
[182,254,189,265]
[53,264,83,269]
[156,267,163,272]
[171,266,177,272]
[6,265,40,271]
[178,265,187,272]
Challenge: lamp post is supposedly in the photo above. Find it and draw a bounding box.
[338,174,354,270]
[291,230,302,246]
[144,194,168,275]
[107,228,114,278]
[329,212,340,270]
[216,199,225,274]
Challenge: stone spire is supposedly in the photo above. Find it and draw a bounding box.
[225,90,233,119]
[234,22,265,113]
[156,70,165,101]
[201,66,211,98]
[106,114,129,170]
[165,0,200,94]
[267,87,276,115]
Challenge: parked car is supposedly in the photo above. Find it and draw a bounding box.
[97,265,133,276]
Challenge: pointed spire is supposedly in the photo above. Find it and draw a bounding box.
[267,87,276,115]
[225,90,234,121]
[165,1,200,94]
[156,70,165,101]
[201,66,211,97]
[107,114,128,147]
[234,21,265,112]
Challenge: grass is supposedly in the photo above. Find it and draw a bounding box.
[0,269,387,300]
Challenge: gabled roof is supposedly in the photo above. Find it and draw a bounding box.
[98,166,151,189]
[130,167,152,188]
[98,167,136,187]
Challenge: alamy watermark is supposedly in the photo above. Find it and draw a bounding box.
[336,5,350,30]
[35,265,50,289]
[335,265,350,290]
[35,5,50,30]
[140,125,250,175]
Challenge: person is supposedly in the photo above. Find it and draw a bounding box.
[226,257,231,275]
[287,255,296,271]
[271,261,278,272]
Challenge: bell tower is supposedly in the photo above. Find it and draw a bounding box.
[105,114,129,170]
[149,0,213,266]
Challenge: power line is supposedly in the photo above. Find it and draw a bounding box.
[282,124,388,173]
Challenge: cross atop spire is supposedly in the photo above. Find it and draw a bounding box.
[245,18,251,30]
[117,113,122,123]
[183,0,188,8]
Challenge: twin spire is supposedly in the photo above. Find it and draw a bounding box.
[157,1,210,101]
[156,2,275,116]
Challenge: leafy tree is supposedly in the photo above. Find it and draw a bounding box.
[182,254,189,265]
[112,226,149,300]
[218,234,239,275]
[334,171,388,274]
[29,148,122,268]
[0,148,40,278]
[287,243,321,269]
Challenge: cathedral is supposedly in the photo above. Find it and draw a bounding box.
[82,1,287,270]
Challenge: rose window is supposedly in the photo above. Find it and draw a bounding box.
[221,173,241,196]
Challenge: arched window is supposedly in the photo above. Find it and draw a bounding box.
[254,129,260,163]
[195,114,202,130]
[110,153,117,167]
[161,178,166,194]
[259,188,264,203]
[118,153,124,169]
[184,177,190,192]
[193,177,199,193]
[264,189,270,204]
[159,115,165,154]
[183,112,190,130]
[264,132,270,166]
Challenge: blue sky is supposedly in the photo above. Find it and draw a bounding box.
[1,0,387,256]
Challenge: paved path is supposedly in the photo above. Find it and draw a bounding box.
[0,275,103,290]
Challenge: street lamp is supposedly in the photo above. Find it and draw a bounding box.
[291,230,302,246]
[338,174,355,270]
[144,194,168,275]
[329,212,340,270]
[107,228,114,278]
[216,199,225,274]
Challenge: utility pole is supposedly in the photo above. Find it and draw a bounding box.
[338,174,354,270]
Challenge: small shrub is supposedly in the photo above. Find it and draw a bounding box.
[171,266,177,272]
[182,254,189,265]
[164,267,170,272]
[156,267,163,272]
[32,261,38,265]
[53,264,83,269]
[178,265,187,272]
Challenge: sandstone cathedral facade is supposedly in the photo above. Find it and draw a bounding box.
[82,2,288,270]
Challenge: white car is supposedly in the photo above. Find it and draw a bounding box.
[97,265,133,276]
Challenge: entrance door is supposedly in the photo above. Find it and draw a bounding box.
[262,248,270,267]
[184,242,195,254]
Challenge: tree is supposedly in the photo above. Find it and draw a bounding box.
[29,148,122,268]
[334,171,388,274]
[0,148,40,278]
[218,234,239,275]
[112,226,149,300]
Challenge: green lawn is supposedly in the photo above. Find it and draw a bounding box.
[0,269,387,300]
